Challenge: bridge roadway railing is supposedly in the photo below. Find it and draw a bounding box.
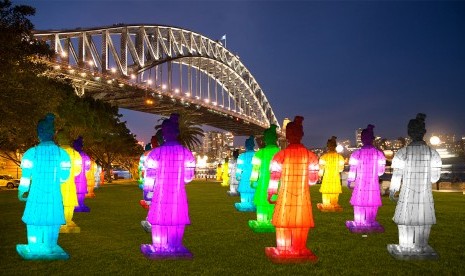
[43,59,274,136]
[33,25,281,134]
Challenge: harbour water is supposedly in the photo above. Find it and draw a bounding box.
[379,155,465,182]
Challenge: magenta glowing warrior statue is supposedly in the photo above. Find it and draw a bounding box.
[266,116,319,263]
[16,114,72,260]
[227,150,240,196]
[234,136,257,212]
[73,136,91,212]
[387,113,442,260]
[141,113,196,259]
[346,125,386,233]
[56,131,83,234]
[317,136,345,212]
[248,125,280,233]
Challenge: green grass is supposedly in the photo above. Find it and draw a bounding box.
[1,181,464,275]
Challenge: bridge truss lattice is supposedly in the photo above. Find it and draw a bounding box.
[33,24,280,136]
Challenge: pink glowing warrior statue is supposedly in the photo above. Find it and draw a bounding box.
[317,136,345,212]
[73,136,91,212]
[266,116,319,263]
[387,113,442,260]
[141,113,196,259]
[346,125,386,233]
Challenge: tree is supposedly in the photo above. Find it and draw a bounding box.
[0,0,63,164]
[155,111,204,151]
[0,0,144,180]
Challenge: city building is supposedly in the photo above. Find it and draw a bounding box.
[200,131,234,163]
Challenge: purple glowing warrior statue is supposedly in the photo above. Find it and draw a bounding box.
[346,124,386,233]
[141,113,196,259]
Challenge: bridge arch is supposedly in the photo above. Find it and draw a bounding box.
[33,24,280,136]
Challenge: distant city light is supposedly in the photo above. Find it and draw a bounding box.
[196,155,208,168]
[110,67,116,73]
[162,84,167,90]
[430,136,441,146]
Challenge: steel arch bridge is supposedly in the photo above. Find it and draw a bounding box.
[33,24,280,136]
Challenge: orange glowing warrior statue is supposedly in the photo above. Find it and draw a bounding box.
[266,116,319,263]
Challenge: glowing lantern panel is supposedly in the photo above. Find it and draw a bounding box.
[16,114,72,260]
[248,125,280,233]
[265,116,319,263]
[387,114,442,260]
[141,113,196,259]
[234,136,257,212]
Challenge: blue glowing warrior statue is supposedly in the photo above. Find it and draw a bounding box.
[17,114,72,260]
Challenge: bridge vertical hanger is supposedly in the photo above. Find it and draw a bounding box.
[121,27,128,77]
[33,25,281,134]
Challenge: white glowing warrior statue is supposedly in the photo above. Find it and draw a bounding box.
[388,113,442,260]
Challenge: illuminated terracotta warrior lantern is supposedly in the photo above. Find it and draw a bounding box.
[234,136,257,212]
[140,136,159,210]
[17,114,72,260]
[141,113,196,259]
[141,136,160,232]
[346,125,386,233]
[317,136,345,212]
[73,136,91,212]
[56,131,83,234]
[227,150,240,196]
[249,125,280,233]
[216,163,223,181]
[138,144,152,190]
[266,116,319,263]
[86,158,97,198]
[94,163,102,189]
[388,113,442,260]
[221,158,229,187]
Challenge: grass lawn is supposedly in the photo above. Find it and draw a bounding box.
[0,180,464,275]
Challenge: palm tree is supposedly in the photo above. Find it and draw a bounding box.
[155,111,204,151]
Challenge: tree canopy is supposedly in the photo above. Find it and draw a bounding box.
[0,0,143,177]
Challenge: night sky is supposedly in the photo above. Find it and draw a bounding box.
[17,0,465,148]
